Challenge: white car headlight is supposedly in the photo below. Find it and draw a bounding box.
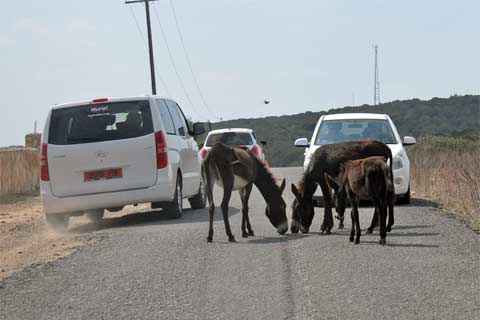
[392,154,404,170]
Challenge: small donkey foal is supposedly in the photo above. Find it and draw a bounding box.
[327,156,392,245]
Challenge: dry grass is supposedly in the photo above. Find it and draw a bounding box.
[0,148,39,198]
[409,136,480,230]
[25,133,41,148]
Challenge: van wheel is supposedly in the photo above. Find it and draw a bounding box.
[188,178,206,209]
[397,186,411,205]
[85,209,104,222]
[46,214,69,232]
[167,174,183,219]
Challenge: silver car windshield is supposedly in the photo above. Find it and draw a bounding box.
[314,119,397,145]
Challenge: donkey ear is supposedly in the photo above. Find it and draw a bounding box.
[291,183,302,202]
[279,178,286,194]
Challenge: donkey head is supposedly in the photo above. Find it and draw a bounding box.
[265,178,288,234]
[290,184,314,233]
[325,172,347,219]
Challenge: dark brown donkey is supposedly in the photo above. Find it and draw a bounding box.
[327,156,392,245]
[203,143,288,242]
[290,139,394,234]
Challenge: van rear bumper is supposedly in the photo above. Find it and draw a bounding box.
[41,178,175,215]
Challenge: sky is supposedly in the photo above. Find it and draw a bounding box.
[1,0,479,146]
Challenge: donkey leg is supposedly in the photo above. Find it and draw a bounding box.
[207,202,215,243]
[204,166,215,243]
[221,181,235,242]
[379,203,387,245]
[386,190,394,232]
[352,200,361,244]
[239,189,248,238]
[349,209,355,243]
[243,183,254,236]
[367,208,379,234]
[319,177,334,234]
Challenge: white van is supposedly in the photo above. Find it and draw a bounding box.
[40,96,206,230]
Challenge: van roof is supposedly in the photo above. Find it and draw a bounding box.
[323,113,388,120]
[50,95,171,110]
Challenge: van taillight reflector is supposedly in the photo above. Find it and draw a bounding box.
[91,98,108,103]
[155,130,168,169]
[40,143,49,181]
[251,145,259,157]
[200,148,208,159]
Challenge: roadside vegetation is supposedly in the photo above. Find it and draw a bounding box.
[409,135,480,230]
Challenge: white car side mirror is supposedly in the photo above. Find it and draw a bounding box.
[403,136,416,146]
[294,137,309,147]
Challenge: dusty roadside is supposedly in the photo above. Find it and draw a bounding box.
[0,194,152,279]
[0,194,89,279]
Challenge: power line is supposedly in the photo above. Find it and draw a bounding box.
[127,5,171,96]
[151,3,201,118]
[168,0,218,119]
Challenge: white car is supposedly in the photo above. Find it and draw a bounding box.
[200,128,267,162]
[40,96,206,230]
[294,113,416,204]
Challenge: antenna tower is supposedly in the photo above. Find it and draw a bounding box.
[373,45,381,105]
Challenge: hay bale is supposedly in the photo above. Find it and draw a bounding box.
[25,133,42,148]
[0,148,40,197]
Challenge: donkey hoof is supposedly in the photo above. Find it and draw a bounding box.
[379,239,386,245]
[228,237,236,242]
[207,237,213,243]
[248,231,255,237]
[366,228,373,234]
[338,223,344,229]
[349,236,354,242]
[354,239,360,245]
[386,226,392,232]
[242,233,248,238]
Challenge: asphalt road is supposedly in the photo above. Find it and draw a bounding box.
[1,167,479,320]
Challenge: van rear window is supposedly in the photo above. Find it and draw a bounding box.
[48,101,153,145]
[205,132,253,146]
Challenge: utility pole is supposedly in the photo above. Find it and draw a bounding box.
[373,45,381,105]
[126,0,158,95]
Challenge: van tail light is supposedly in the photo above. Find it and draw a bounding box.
[200,148,208,159]
[40,143,50,181]
[251,145,259,157]
[155,130,168,169]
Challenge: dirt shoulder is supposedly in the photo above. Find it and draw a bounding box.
[0,194,89,279]
[0,195,151,280]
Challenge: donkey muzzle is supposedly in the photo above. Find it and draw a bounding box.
[290,219,300,234]
[300,225,309,234]
[277,222,288,235]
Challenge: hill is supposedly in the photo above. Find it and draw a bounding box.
[207,95,479,167]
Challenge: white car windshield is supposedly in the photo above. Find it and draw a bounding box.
[315,119,397,145]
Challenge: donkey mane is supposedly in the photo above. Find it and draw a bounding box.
[251,155,282,198]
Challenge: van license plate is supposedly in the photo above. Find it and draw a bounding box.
[84,168,123,182]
